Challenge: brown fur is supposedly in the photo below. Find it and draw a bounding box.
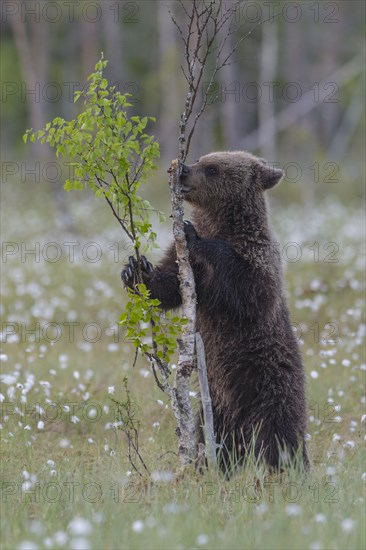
[122,151,308,472]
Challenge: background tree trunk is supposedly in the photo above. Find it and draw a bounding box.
[220,30,240,150]
[258,17,278,162]
[9,1,47,158]
[103,1,124,89]
[81,18,99,83]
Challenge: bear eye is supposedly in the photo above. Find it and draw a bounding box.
[205,165,217,176]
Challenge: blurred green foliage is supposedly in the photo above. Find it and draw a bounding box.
[0,1,364,217]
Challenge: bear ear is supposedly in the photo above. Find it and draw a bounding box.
[260,164,284,190]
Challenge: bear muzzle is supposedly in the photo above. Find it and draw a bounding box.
[180,164,194,194]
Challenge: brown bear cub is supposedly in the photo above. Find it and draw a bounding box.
[122,151,308,473]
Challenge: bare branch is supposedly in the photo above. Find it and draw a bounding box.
[169,12,184,41]
[95,176,133,241]
[177,0,190,20]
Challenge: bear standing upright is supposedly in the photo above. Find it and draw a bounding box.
[122,151,308,472]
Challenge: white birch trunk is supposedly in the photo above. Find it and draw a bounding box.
[196,332,217,469]
[168,157,196,467]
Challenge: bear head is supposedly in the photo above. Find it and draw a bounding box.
[180,151,284,208]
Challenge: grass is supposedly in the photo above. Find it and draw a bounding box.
[1,179,365,550]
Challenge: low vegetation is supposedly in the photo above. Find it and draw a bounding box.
[1,177,365,549]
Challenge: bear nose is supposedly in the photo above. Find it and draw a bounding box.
[181,164,191,177]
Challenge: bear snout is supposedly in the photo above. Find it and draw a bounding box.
[180,164,191,177]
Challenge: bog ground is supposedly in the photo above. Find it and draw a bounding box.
[1,181,365,550]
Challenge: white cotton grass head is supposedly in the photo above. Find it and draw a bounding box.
[53,532,68,546]
[285,504,302,517]
[163,503,182,514]
[256,502,268,515]
[196,534,209,546]
[150,471,175,483]
[131,520,144,533]
[314,513,327,523]
[145,516,156,528]
[341,518,355,533]
[43,537,52,547]
[28,521,43,535]
[68,518,92,536]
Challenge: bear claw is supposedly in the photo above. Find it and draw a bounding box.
[184,220,199,243]
[121,255,154,288]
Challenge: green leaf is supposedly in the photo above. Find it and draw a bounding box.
[22,53,172,364]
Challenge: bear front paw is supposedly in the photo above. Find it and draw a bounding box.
[121,255,154,289]
[184,220,199,247]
